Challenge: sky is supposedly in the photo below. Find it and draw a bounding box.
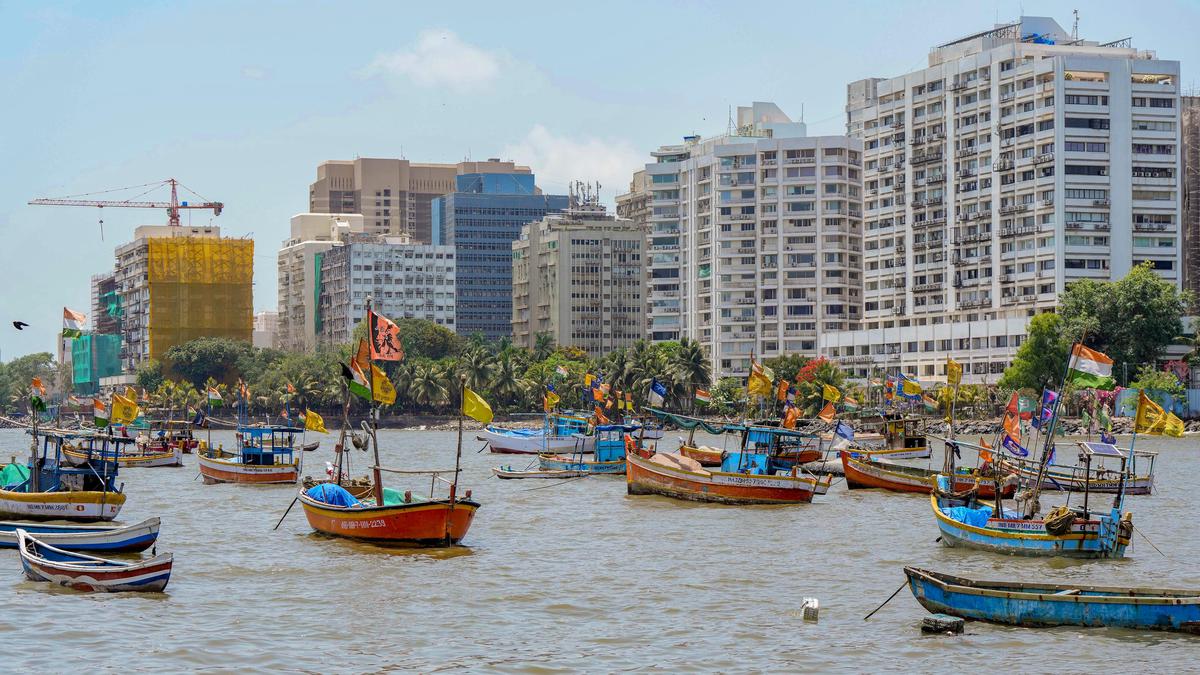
[1,0,1197,360]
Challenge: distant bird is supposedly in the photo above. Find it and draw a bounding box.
[12,321,28,330]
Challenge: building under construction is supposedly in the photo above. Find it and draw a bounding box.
[112,225,254,370]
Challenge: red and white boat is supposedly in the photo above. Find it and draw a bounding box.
[840,451,1016,497]
[197,426,300,485]
[17,529,172,593]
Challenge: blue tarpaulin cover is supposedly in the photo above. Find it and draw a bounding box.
[945,505,993,528]
[306,483,360,507]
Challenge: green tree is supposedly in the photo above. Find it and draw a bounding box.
[458,348,497,393]
[669,338,712,412]
[0,353,56,412]
[1058,262,1192,384]
[408,363,449,410]
[763,354,811,386]
[793,358,851,416]
[998,313,1069,391]
[135,359,165,392]
[1128,363,1185,398]
[710,377,746,416]
[533,333,555,362]
[164,337,256,387]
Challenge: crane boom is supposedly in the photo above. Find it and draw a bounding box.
[28,178,223,227]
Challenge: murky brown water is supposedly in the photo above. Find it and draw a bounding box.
[1,428,1197,672]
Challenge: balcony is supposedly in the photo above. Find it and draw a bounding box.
[998,204,1029,215]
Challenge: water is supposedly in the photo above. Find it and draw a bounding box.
[1,427,1197,672]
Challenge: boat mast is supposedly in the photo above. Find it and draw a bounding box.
[446,374,465,545]
[1024,336,1082,518]
[365,297,384,507]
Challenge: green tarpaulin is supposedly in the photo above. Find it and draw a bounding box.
[646,408,726,435]
[0,463,30,489]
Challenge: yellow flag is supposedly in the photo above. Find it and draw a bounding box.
[544,391,561,413]
[902,378,922,396]
[371,365,396,405]
[463,386,493,424]
[1162,412,1185,438]
[747,360,774,398]
[304,408,328,434]
[946,357,962,386]
[1133,390,1183,436]
[111,393,140,425]
[823,384,841,403]
[124,386,138,402]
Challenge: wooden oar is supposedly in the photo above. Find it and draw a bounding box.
[863,579,909,621]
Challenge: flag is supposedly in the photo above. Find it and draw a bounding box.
[1041,390,1058,419]
[62,307,86,338]
[371,365,397,405]
[461,387,493,424]
[921,395,938,413]
[1003,410,1021,443]
[93,398,109,427]
[1134,390,1184,437]
[979,446,993,464]
[782,405,800,429]
[1068,344,1115,390]
[979,437,993,450]
[287,382,296,394]
[901,375,922,397]
[817,401,836,423]
[842,396,859,412]
[31,377,46,397]
[695,388,712,405]
[1017,396,1036,420]
[946,357,962,386]
[305,408,328,433]
[834,421,855,441]
[555,365,570,377]
[341,362,371,401]
[1081,410,1093,433]
[207,387,223,405]
[1100,430,1117,444]
[111,393,140,425]
[625,392,634,411]
[777,379,790,402]
[1002,434,1028,457]
[593,387,605,402]
[191,407,206,427]
[544,390,560,413]
[367,309,405,361]
[593,406,610,424]
[124,386,137,402]
[281,408,290,420]
[584,373,596,388]
[648,379,667,407]
[748,360,774,398]
[822,384,842,403]
[1098,405,1112,432]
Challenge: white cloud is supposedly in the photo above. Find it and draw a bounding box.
[366,30,503,92]
[241,66,268,80]
[502,125,643,205]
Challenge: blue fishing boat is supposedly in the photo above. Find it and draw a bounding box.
[0,431,125,522]
[480,412,594,454]
[0,517,159,553]
[905,567,1200,633]
[931,443,1132,559]
[538,424,633,475]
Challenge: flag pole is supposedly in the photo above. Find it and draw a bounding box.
[1025,335,1083,518]
[365,297,384,507]
[447,374,465,546]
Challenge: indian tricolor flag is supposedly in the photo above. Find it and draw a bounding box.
[695,388,712,405]
[93,398,109,428]
[1068,344,1115,390]
[62,307,86,338]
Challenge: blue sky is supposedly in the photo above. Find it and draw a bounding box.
[1,0,1197,359]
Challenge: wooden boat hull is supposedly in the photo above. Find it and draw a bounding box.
[625,452,831,505]
[931,492,1130,559]
[17,530,172,593]
[0,517,159,553]
[841,452,1016,498]
[769,449,824,469]
[855,445,931,460]
[539,454,625,474]
[65,445,182,468]
[0,488,125,522]
[197,452,299,485]
[492,467,588,479]
[905,567,1200,633]
[997,458,1154,495]
[480,427,594,455]
[301,441,320,452]
[299,495,479,545]
[679,445,722,467]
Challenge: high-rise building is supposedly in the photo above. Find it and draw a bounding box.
[276,213,365,352]
[633,102,864,378]
[433,169,568,341]
[615,170,651,226]
[89,272,120,336]
[825,16,1182,383]
[317,235,456,346]
[111,225,254,371]
[1183,96,1200,298]
[308,157,534,244]
[511,194,646,357]
[253,311,278,349]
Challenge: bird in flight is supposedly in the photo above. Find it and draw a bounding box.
[12,321,29,330]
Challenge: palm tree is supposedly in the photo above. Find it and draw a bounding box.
[458,348,496,393]
[795,358,849,417]
[533,333,555,362]
[669,338,711,412]
[491,353,528,408]
[408,364,448,411]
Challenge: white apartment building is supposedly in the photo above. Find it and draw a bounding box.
[253,310,278,349]
[511,199,645,357]
[316,235,456,346]
[635,102,863,378]
[824,16,1181,384]
[276,213,365,352]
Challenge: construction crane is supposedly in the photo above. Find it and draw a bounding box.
[28,178,224,235]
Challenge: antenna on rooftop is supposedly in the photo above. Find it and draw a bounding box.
[801,103,806,123]
[727,105,734,136]
[1072,9,1079,40]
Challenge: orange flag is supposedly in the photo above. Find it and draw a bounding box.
[368,310,405,361]
[594,406,610,424]
[818,401,836,423]
[979,437,993,450]
[1003,411,1020,443]
[776,379,789,402]
[782,406,800,429]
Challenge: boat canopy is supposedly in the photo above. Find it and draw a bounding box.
[645,408,725,435]
[1079,442,1126,459]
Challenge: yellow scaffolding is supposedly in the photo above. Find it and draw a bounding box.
[147,237,254,360]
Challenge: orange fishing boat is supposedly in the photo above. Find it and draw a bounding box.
[626,451,832,505]
[840,451,1016,497]
[678,444,723,467]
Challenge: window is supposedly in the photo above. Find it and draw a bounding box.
[1064,165,1108,176]
[1064,94,1107,105]
[1064,117,1110,130]
[1133,120,1175,132]
[1133,166,1174,178]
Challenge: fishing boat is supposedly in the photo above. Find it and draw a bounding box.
[298,301,479,546]
[904,567,1200,633]
[492,466,588,479]
[16,529,172,593]
[197,425,301,485]
[538,424,633,475]
[480,412,594,454]
[996,451,1156,496]
[0,517,159,553]
[842,451,1017,497]
[679,444,723,467]
[932,443,1132,558]
[301,441,320,452]
[847,414,930,459]
[147,419,200,454]
[63,433,181,468]
[0,431,125,522]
